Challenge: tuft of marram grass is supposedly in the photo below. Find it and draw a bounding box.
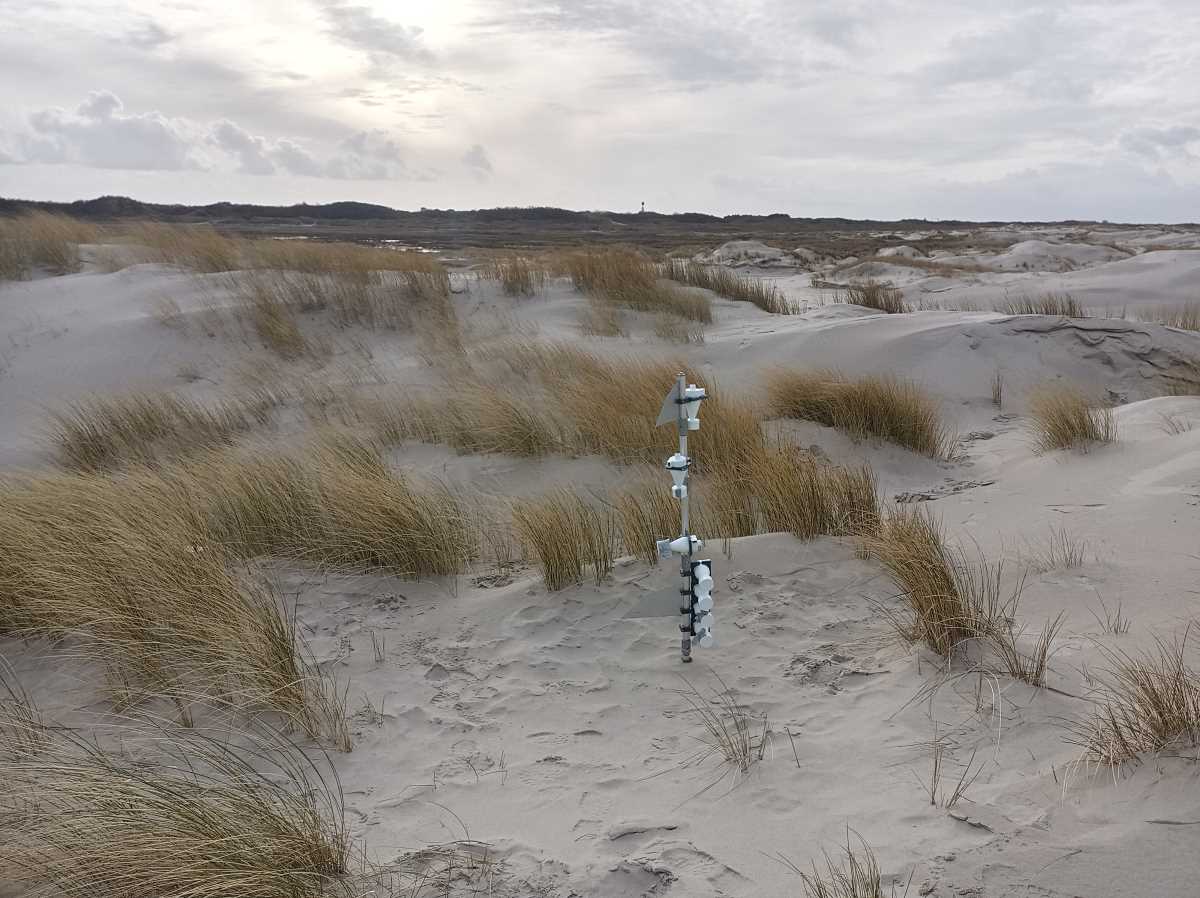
[765,368,956,459]
[843,279,908,314]
[0,211,97,279]
[998,292,1086,317]
[512,489,618,590]
[123,221,243,272]
[1027,383,1116,452]
[1068,634,1200,767]
[0,471,338,738]
[481,253,546,296]
[1140,300,1200,332]
[864,505,1061,684]
[662,258,794,314]
[567,248,713,324]
[48,390,277,472]
[0,722,359,898]
[384,341,767,471]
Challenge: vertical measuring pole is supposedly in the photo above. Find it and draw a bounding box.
[677,372,693,664]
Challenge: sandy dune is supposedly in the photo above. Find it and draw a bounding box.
[4,226,1200,897]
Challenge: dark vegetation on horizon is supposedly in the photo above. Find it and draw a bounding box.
[3,194,1184,252]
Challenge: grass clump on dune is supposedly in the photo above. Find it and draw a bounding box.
[1141,300,1200,332]
[662,258,793,314]
[864,505,1061,684]
[1027,383,1116,452]
[48,390,277,471]
[482,253,546,296]
[606,448,879,569]
[0,721,357,898]
[567,248,713,324]
[1069,634,1200,767]
[380,341,767,470]
[765,368,956,459]
[0,472,338,737]
[513,489,618,590]
[998,292,1086,317]
[0,211,97,279]
[844,280,908,314]
[124,221,242,272]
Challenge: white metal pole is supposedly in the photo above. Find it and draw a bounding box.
[677,372,692,663]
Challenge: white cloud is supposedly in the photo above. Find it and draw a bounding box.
[14,90,199,170]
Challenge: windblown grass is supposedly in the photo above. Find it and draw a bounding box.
[1027,383,1116,452]
[48,390,277,471]
[229,266,457,356]
[512,489,618,590]
[865,505,1061,684]
[378,341,767,470]
[0,211,97,278]
[765,368,956,459]
[605,448,878,567]
[0,472,338,737]
[1069,633,1200,767]
[124,221,242,272]
[998,293,1086,317]
[0,722,358,898]
[843,280,908,314]
[662,258,793,314]
[481,253,546,296]
[567,249,712,323]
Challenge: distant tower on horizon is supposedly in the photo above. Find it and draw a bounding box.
[640,201,645,213]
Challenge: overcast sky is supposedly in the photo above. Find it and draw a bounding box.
[1,0,1199,221]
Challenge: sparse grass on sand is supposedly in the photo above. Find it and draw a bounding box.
[566,248,713,324]
[865,505,1061,684]
[765,368,956,459]
[482,253,546,296]
[998,293,1086,317]
[843,280,908,314]
[1140,300,1200,332]
[48,390,278,471]
[1069,633,1200,767]
[677,674,767,784]
[124,221,243,272]
[512,489,618,590]
[0,211,97,279]
[779,831,894,898]
[662,258,793,314]
[1027,383,1116,452]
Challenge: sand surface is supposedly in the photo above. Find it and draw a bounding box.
[5,227,1200,896]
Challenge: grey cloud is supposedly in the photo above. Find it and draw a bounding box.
[463,144,492,173]
[125,20,174,50]
[210,120,276,174]
[318,1,434,75]
[20,90,198,170]
[273,140,325,177]
[1120,125,1200,159]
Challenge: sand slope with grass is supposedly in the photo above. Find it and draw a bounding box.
[4,222,1200,897]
